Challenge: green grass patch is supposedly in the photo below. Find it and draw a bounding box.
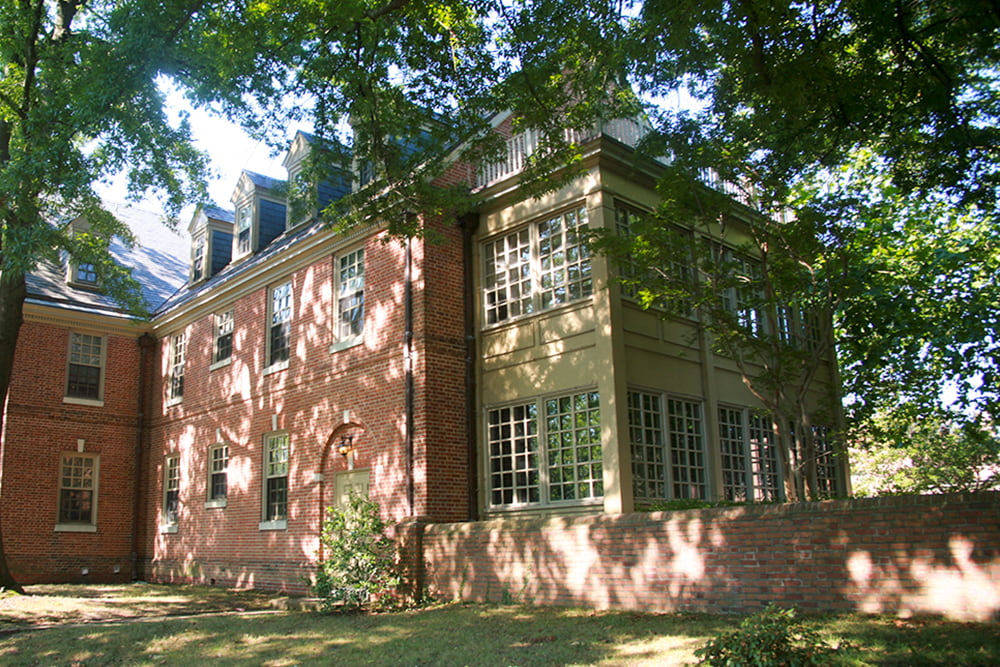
[1,585,998,666]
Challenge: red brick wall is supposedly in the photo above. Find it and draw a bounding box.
[2,321,142,584]
[420,493,1000,621]
[143,227,470,591]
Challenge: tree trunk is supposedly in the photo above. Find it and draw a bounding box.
[0,270,27,593]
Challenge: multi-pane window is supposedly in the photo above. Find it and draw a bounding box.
[718,406,751,502]
[545,391,603,502]
[169,333,186,401]
[748,415,782,501]
[667,397,707,499]
[628,392,667,501]
[163,456,180,526]
[268,281,292,367]
[337,249,365,340]
[483,229,533,325]
[615,205,692,315]
[58,454,97,524]
[537,207,592,310]
[717,407,782,502]
[482,205,591,326]
[264,433,289,522]
[208,445,228,501]
[213,310,234,364]
[812,425,839,498]
[191,235,206,283]
[628,391,708,502]
[75,262,98,285]
[487,391,602,508]
[66,333,103,400]
[237,205,252,255]
[487,403,539,505]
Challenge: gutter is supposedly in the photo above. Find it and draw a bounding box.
[460,214,480,521]
[404,238,415,516]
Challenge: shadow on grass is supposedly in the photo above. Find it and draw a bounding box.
[1,589,999,666]
[0,604,723,666]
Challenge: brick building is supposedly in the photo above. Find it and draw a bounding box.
[1,119,848,590]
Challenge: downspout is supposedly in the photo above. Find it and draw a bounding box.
[404,237,415,517]
[131,332,155,581]
[460,214,479,521]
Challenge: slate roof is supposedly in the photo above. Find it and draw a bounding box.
[25,203,190,318]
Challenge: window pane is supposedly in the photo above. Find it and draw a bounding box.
[269,282,292,365]
[338,249,365,339]
[628,391,667,501]
[537,207,591,310]
[214,310,234,363]
[483,229,532,325]
[718,407,749,502]
[546,391,602,502]
[66,333,102,399]
[59,454,96,523]
[667,398,706,499]
[487,403,539,505]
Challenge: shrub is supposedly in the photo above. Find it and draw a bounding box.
[312,493,401,612]
[695,604,834,666]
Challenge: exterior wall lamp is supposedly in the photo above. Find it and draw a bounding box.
[337,434,354,457]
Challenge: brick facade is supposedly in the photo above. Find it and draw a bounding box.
[2,321,145,584]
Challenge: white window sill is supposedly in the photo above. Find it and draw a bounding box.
[160,523,178,534]
[259,519,287,531]
[209,357,232,372]
[264,360,289,376]
[204,498,227,509]
[329,337,363,354]
[63,396,104,408]
[166,396,183,408]
[54,523,97,533]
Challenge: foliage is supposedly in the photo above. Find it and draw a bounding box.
[313,494,401,613]
[851,412,1000,496]
[695,604,835,667]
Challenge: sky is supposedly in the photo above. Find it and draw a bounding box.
[96,85,296,219]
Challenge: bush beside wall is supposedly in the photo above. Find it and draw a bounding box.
[420,493,1000,621]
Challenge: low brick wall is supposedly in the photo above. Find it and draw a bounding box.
[420,493,1000,621]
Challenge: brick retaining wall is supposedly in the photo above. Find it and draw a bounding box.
[419,493,1000,621]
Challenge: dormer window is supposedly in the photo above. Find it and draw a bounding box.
[236,205,252,256]
[191,235,206,283]
[74,262,98,286]
[230,171,287,261]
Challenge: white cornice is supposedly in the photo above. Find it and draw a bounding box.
[24,300,150,338]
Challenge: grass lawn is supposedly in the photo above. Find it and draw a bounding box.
[0,584,998,666]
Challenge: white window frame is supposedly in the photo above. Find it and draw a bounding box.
[486,390,603,510]
[55,453,99,532]
[64,332,105,406]
[266,281,292,373]
[614,204,694,316]
[261,432,289,530]
[71,261,99,287]
[236,203,253,257]
[717,406,783,503]
[205,443,229,509]
[812,424,839,498]
[167,332,186,405]
[628,391,709,503]
[191,234,206,283]
[161,455,180,533]
[331,247,365,352]
[211,309,234,369]
[481,204,592,327]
